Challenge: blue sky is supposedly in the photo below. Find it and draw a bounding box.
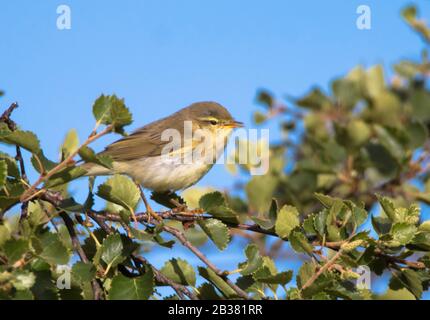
[1,0,429,299]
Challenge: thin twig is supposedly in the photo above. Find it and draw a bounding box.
[20,124,114,203]
[86,210,197,300]
[162,224,250,299]
[59,211,103,300]
[300,248,344,293]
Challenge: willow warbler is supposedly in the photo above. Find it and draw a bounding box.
[83,101,243,192]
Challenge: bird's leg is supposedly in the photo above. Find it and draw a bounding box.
[135,182,162,223]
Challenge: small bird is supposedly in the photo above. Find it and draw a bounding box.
[83,101,243,192]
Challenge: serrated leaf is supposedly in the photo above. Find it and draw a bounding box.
[239,244,263,276]
[97,174,140,213]
[0,152,20,179]
[92,94,132,132]
[0,125,41,153]
[391,223,417,245]
[199,191,239,223]
[314,193,337,208]
[108,271,154,300]
[72,262,96,283]
[101,233,125,268]
[289,230,313,255]
[37,232,70,265]
[376,195,397,222]
[198,218,230,251]
[275,205,300,238]
[160,258,196,286]
[197,283,222,300]
[4,239,28,263]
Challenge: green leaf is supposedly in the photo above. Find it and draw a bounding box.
[245,175,278,214]
[331,78,361,109]
[198,267,237,298]
[108,271,154,300]
[256,89,274,109]
[198,218,230,251]
[408,232,430,251]
[92,94,132,132]
[365,65,385,99]
[410,89,430,121]
[251,198,278,230]
[297,261,316,289]
[0,160,6,188]
[72,262,96,283]
[391,223,417,245]
[0,125,41,153]
[0,152,20,179]
[97,174,140,213]
[289,230,313,255]
[37,232,70,265]
[314,209,329,237]
[295,87,331,110]
[4,239,28,263]
[314,193,336,208]
[255,270,293,286]
[101,233,125,268]
[389,269,422,299]
[31,151,57,174]
[275,205,300,238]
[197,283,222,300]
[239,244,263,276]
[160,258,196,286]
[199,191,239,223]
[79,146,113,169]
[61,129,79,160]
[376,195,397,222]
[44,166,87,188]
[365,143,399,177]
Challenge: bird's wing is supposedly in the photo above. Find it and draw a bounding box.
[101,119,183,161]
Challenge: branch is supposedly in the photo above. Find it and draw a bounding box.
[300,248,345,293]
[0,102,31,220]
[20,124,114,203]
[59,211,103,300]
[162,224,250,299]
[86,210,197,300]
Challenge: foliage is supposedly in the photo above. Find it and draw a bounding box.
[0,5,430,300]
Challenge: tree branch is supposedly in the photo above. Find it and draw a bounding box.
[86,210,197,300]
[162,224,250,299]
[20,124,114,203]
[59,211,103,300]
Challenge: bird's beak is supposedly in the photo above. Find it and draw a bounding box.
[223,120,244,128]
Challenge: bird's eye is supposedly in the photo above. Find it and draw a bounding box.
[209,120,218,125]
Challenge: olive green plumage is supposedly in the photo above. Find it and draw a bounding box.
[82,101,242,192]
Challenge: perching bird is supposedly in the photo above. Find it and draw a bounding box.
[82,101,243,192]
